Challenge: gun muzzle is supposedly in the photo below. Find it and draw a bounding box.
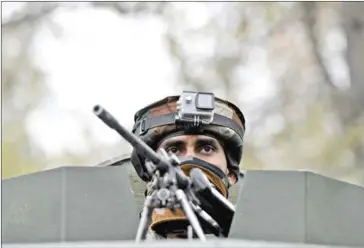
[93,105,169,173]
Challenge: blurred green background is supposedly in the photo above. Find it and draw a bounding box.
[2,2,364,196]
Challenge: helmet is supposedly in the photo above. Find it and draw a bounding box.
[131,91,246,237]
[130,91,246,183]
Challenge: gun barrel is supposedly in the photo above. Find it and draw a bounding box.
[93,105,168,172]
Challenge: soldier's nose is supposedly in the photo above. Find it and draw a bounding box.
[185,147,196,157]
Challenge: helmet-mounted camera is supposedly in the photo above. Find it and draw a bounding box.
[175,91,215,127]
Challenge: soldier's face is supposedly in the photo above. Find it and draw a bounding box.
[157,134,236,185]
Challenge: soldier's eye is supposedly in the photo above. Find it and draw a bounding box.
[200,145,215,154]
[166,146,179,154]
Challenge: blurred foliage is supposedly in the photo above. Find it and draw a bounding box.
[2,3,52,178]
[159,2,364,186]
[2,1,364,195]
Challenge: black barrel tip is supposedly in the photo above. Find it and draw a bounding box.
[93,105,103,116]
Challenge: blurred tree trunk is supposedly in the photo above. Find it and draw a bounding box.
[302,2,364,170]
[342,2,364,111]
[341,2,364,168]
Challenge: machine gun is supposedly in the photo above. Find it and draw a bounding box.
[93,105,227,241]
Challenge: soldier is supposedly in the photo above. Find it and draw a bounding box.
[130,91,246,239]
